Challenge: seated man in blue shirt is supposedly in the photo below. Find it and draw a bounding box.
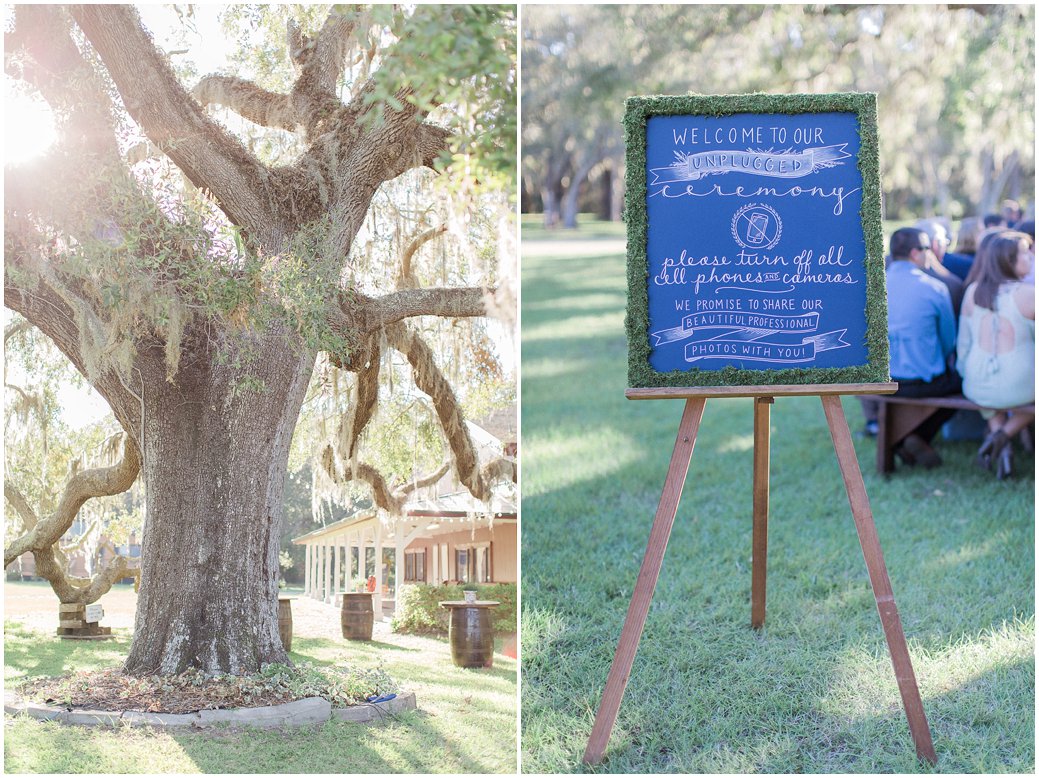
[886,227,963,467]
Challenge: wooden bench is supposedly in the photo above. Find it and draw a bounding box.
[875,393,1035,473]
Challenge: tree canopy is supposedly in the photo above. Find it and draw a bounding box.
[522,4,1034,226]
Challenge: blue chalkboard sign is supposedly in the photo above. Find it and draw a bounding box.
[625,94,889,388]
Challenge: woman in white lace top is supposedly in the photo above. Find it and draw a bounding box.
[956,229,1035,479]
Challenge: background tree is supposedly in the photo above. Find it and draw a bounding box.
[4,319,142,605]
[522,4,1034,225]
[4,4,515,676]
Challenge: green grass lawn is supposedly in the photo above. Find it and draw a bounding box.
[4,598,516,773]
[519,220,1034,774]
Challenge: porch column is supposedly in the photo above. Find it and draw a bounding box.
[314,542,321,600]
[394,520,405,618]
[334,540,342,602]
[324,539,333,603]
[374,521,383,617]
[314,543,321,600]
[311,543,318,599]
[348,532,355,584]
[432,542,439,584]
[304,544,311,595]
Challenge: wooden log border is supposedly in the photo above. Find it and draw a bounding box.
[3,689,417,729]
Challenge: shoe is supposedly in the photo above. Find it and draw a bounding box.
[996,441,1014,480]
[894,441,916,467]
[863,420,879,437]
[901,434,942,469]
[977,429,1009,470]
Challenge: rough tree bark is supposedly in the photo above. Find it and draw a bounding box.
[4,5,506,676]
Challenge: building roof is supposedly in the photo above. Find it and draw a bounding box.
[470,403,517,444]
[291,491,517,545]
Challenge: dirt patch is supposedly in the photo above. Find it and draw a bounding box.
[20,663,396,715]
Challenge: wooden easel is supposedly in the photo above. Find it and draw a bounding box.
[583,383,938,766]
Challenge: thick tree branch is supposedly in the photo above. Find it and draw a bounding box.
[375,123,452,182]
[297,9,358,92]
[343,340,381,459]
[385,323,492,502]
[320,445,403,513]
[4,481,40,534]
[32,542,135,604]
[4,318,32,344]
[192,76,298,132]
[364,287,490,331]
[287,10,359,136]
[70,5,278,236]
[4,260,141,436]
[325,286,489,370]
[399,460,452,497]
[398,225,448,289]
[193,9,359,141]
[479,456,517,487]
[3,435,140,569]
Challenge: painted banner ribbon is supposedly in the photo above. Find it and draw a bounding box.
[684,329,849,363]
[650,310,849,364]
[651,311,820,346]
[650,144,850,185]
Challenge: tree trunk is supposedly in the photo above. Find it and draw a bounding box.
[597,167,612,222]
[562,180,581,229]
[541,186,560,229]
[610,165,624,222]
[123,339,314,676]
[562,154,598,230]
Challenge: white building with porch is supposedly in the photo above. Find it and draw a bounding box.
[293,493,516,618]
[292,409,517,618]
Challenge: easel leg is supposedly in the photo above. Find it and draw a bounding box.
[821,396,938,764]
[751,397,772,629]
[583,398,706,765]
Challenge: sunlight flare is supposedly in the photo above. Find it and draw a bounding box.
[4,88,56,166]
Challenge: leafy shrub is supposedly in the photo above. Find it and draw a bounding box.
[391,583,516,635]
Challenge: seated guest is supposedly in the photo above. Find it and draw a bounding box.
[944,216,983,281]
[983,212,1007,229]
[1015,220,1035,281]
[887,228,962,467]
[957,230,1035,479]
[1001,199,1024,228]
[915,218,965,315]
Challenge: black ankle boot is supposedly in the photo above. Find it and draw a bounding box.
[996,441,1014,480]
[977,429,1009,470]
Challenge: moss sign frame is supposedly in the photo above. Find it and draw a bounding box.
[625,92,889,388]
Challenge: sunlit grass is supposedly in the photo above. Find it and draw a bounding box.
[520,219,1034,774]
[4,615,517,774]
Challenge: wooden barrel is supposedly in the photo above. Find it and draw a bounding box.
[278,598,292,652]
[449,605,494,668]
[341,593,374,641]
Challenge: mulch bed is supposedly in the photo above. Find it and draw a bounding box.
[21,668,314,714]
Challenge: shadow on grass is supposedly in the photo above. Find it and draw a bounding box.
[4,621,131,682]
[159,687,514,773]
[290,635,418,656]
[578,654,1034,774]
[4,621,517,774]
[521,243,1034,773]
